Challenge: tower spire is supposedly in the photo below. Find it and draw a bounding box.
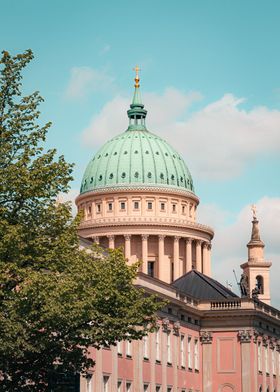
[127,65,147,131]
[240,205,272,304]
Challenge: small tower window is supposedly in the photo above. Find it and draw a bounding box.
[108,203,113,211]
[120,202,126,210]
[256,275,264,294]
[182,205,185,214]
[160,173,164,180]
[109,173,113,179]
[134,201,139,210]
[134,172,139,178]
[96,204,101,213]
[147,202,153,210]
[98,175,102,181]
[172,204,176,212]
[124,151,128,155]
[121,172,126,178]
[160,203,165,211]
[147,172,152,178]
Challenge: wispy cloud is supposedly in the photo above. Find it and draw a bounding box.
[100,44,111,55]
[81,89,280,179]
[65,66,114,99]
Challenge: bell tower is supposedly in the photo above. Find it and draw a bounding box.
[240,205,272,305]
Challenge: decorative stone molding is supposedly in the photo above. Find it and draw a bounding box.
[269,338,276,350]
[252,329,263,343]
[276,340,280,352]
[186,238,192,244]
[124,234,131,241]
[202,242,208,249]
[107,235,115,240]
[162,318,171,332]
[262,335,269,346]
[196,239,203,245]
[207,243,212,250]
[200,331,213,344]
[141,234,149,240]
[93,236,99,243]
[174,236,180,242]
[173,321,181,336]
[238,329,252,343]
[158,234,166,241]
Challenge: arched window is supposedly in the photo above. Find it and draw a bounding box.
[256,275,264,294]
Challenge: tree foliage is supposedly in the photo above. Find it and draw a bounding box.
[0,50,163,391]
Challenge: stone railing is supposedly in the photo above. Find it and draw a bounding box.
[79,215,214,235]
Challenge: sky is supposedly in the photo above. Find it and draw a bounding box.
[1,0,280,304]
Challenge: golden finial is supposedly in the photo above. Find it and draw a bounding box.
[133,65,140,88]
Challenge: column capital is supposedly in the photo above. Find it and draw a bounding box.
[200,331,213,344]
[173,321,181,336]
[158,234,166,241]
[141,234,149,240]
[93,236,99,243]
[203,241,209,249]
[162,317,171,332]
[238,329,252,343]
[107,235,115,240]
[196,239,203,246]
[207,243,212,250]
[186,237,192,244]
[124,234,131,241]
[174,236,180,242]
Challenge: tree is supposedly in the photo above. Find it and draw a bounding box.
[0,50,163,391]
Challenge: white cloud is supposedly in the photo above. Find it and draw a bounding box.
[59,189,79,215]
[81,90,280,179]
[199,197,280,307]
[65,66,114,99]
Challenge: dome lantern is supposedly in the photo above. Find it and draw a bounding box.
[127,65,147,131]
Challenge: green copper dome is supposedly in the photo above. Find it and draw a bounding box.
[80,74,194,195]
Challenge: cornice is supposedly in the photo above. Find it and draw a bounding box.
[76,185,200,204]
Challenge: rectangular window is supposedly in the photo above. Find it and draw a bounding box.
[172,204,176,212]
[120,202,126,210]
[188,336,192,369]
[97,203,101,213]
[126,382,132,392]
[194,339,199,370]
[156,386,161,392]
[117,380,122,392]
[265,345,269,374]
[108,202,113,211]
[143,334,149,359]
[126,340,132,357]
[134,201,139,209]
[147,202,153,210]
[182,205,185,214]
[167,331,172,364]
[258,341,262,372]
[160,203,165,211]
[144,384,149,392]
[148,261,155,278]
[117,341,122,356]
[272,347,276,375]
[167,387,172,392]
[88,206,92,214]
[156,329,161,361]
[103,375,109,392]
[180,334,185,368]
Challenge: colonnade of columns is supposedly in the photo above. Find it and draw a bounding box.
[92,234,212,280]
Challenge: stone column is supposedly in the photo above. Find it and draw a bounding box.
[93,236,99,244]
[186,238,192,272]
[108,235,115,249]
[238,330,253,392]
[158,235,165,281]
[202,242,208,275]
[173,236,180,280]
[196,240,202,272]
[207,243,212,276]
[124,234,131,260]
[141,234,149,274]
[200,331,213,392]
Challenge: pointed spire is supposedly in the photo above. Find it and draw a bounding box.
[127,65,147,131]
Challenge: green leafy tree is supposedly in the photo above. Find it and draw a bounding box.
[0,50,163,391]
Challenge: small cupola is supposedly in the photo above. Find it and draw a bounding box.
[127,66,147,131]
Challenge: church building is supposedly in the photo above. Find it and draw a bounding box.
[75,69,280,392]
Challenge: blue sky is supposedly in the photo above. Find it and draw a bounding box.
[2,0,280,303]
